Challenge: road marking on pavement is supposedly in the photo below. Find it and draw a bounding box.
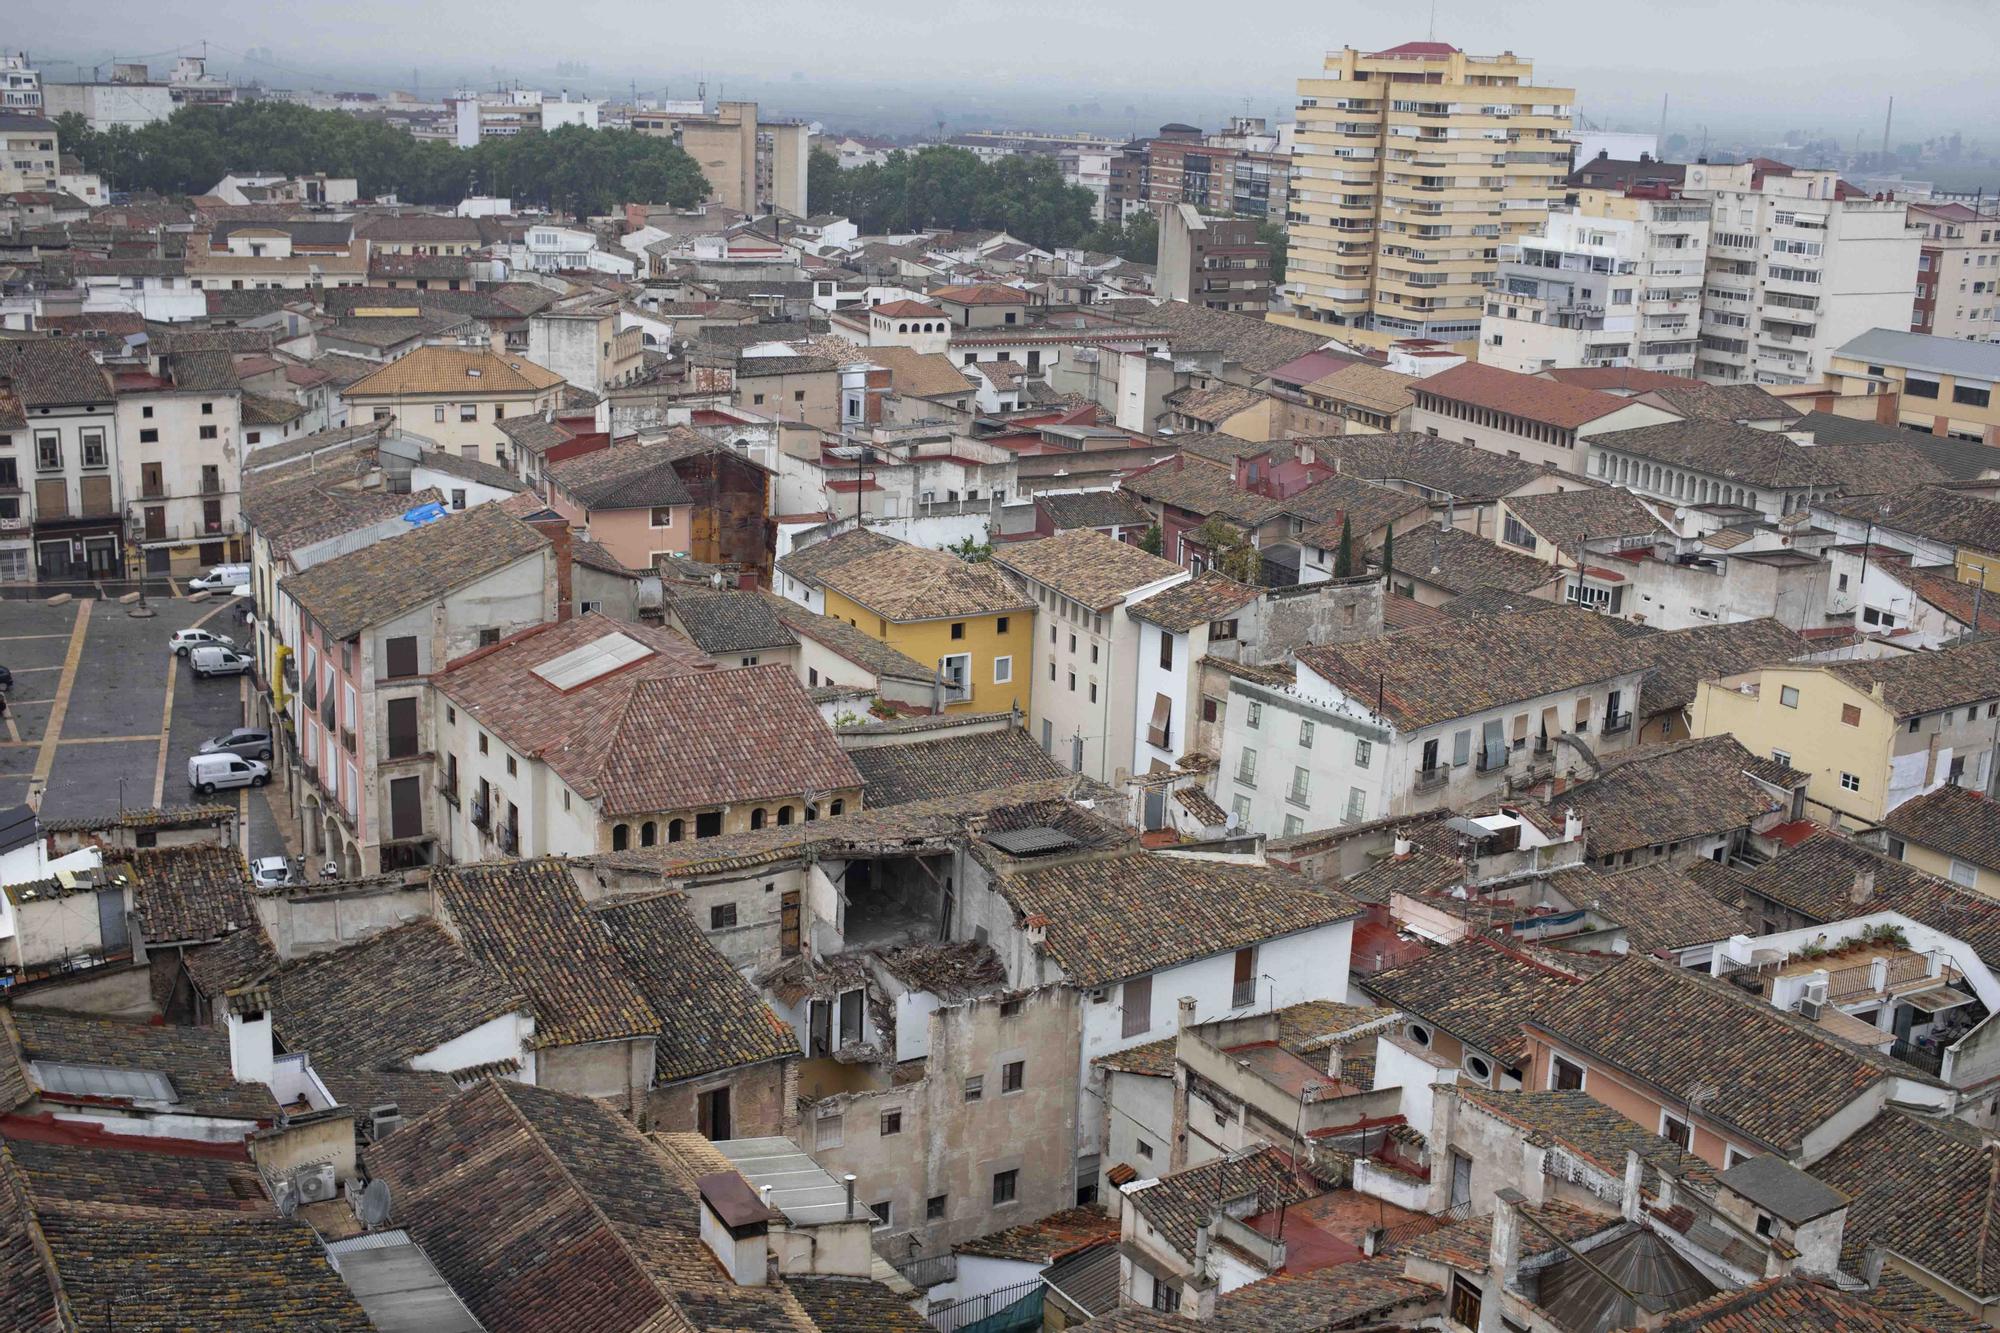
[2,714,16,743]
[29,600,90,796]
[153,652,178,808]
[0,634,72,642]
[4,665,62,673]
[62,733,163,745]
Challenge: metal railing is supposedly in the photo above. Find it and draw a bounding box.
[927,1279,1044,1333]
[893,1252,957,1289]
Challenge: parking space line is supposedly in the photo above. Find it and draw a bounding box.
[2,714,16,744]
[0,634,72,642]
[62,733,163,745]
[153,653,178,808]
[29,601,90,799]
[4,665,62,673]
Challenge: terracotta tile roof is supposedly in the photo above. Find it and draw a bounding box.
[11,1009,280,1121]
[847,726,1067,807]
[244,461,443,558]
[180,922,280,997]
[238,391,304,426]
[5,1137,266,1214]
[1406,1201,1609,1278]
[281,502,549,640]
[1879,783,2000,871]
[819,542,1033,621]
[1293,474,1430,546]
[356,213,483,243]
[1301,361,1418,415]
[34,1201,375,1331]
[443,617,855,814]
[369,251,473,280]
[1341,849,1465,904]
[1297,605,1640,730]
[1094,1256,1435,1332]
[665,588,797,655]
[1655,1274,1965,1332]
[1827,635,2000,718]
[955,1205,1118,1261]
[1809,440,1952,497]
[867,299,942,318]
[1174,785,1230,826]
[774,528,901,587]
[1502,488,1666,553]
[1417,361,1630,429]
[130,844,255,945]
[1630,618,1809,717]
[0,338,112,406]
[1165,382,1267,424]
[1550,736,1792,856]
[1546,863,1749,953]
[927,282,1029,305]
[267,920,525,1071]
[1174,433,1290,466]
[788,1278,934,1332]
[343,345,565,398]
[1733,831,2000,970]
[549,439,697,509]
[413,446,528,493]
[1820,485,2000,553]
[1383,594,1453,629]
[1590,419,1833,487]
[433,859,660,1048]
[1121,455,1286,526]
[1036,490,1153,532]
[1879,558,1992,630]
[1526,955,1925,1155]
[1458,1087,1719,1191]
[572,536,635,578]
[1374,524,1559,597]
[1102,297,1331,377]
[1863,1270,1992,1329]
[863,344,975,398]
[996,850,1359,988]
[497,412,577,454]
[1544,366,1690,393]
[597,894,798,1083]
[1797,414,2000,481]
[759,591,931,681]
[1361,938,1577,1065]
[1126,1147,1323,1258]
[1307,430,1552,500]
[1645,380,1798,423]
[365,1080,695,1333]
[994,527,1185,610]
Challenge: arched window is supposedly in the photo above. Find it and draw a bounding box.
[776,806,793,826]
[805,804,819,822]
[750,808,766,830]
[611,824,630,851]
[829,799,845,817]
[668,818,685,842]
[898,322,909,333]
[640,821,657,847]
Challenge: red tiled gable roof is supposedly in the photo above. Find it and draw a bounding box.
[1370,40,1461,56]
[869,299,942,318]
[434,614,858,815]
[928,283,1029,305]
[1543,366,1691,393]
[1417,361,1633,429]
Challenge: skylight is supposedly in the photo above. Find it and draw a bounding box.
[530,631,653,690]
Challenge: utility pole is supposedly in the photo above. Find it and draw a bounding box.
[1656,93,1669,151]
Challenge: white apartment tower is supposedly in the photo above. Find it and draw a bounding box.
[1682,160,1918,385]
[1278,41,1574,349]
[1479,186,1711,375]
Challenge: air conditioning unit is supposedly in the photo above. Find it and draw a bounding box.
[368,1103,405,1142]
[294,1163,338,1205]
[1798,998,1824,1021]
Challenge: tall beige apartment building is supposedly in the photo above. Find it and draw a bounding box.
[1274,41,1574,350]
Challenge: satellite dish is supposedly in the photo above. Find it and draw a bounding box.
[275,1182,298,1218]
[358,1178,392,1228]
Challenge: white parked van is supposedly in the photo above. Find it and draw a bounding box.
[188,645,254,679]
[189,565,250,593]
[187,753,269,794]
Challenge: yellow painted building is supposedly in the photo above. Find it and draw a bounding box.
[1877,786,2000,900]
[815,543,1034,716]
[1275,41,1574,352]
[1823,330,2000,445]
[1692,642,2000,831]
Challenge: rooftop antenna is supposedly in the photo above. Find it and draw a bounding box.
[1427,0,1438,42]
[1656,93,1669,151]
[1880,95,1894,166]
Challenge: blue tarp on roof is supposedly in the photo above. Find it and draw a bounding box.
[403,501,448,526]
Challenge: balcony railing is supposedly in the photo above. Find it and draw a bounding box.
[1476,750,1508,773]
[470,797,490,830]
[1602,712,1632,735]
[1415,767,1448,791]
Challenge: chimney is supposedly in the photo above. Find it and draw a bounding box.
[1621,1150,1645,1222]
[1024,913,1049,948]
[225,987,275,1086]
[522,513,574,620]
[1490,1188,1526,1280]
[696,1171,771,1287]
[1326,1041,1344,1082]
[1177,995,1198,1031]
[1851,869,1877,906]
[843,1173,857,1219]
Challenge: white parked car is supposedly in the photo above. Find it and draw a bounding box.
[188,646,254,679]
[189,565,250,593]
[169,628,234,657]
[251,855,296,889]
[187,753,268,794]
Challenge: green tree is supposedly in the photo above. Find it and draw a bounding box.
[946,530,993,563]
[1379,524,1394,588]
[1139,523,1163,556]
[807,146,842,215]
[1334,515,1355,578]
[1192,518,1260,585]
[1259,219,1288,286]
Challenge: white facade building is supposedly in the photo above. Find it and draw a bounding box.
[1682,160,1920,386]
[1479,193,1711,376]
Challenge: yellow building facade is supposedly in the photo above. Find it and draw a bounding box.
[1275,42,1574,352]
[818,587,1032,717]
[1693,666,1899,827]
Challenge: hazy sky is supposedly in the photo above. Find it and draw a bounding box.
[12,0,1997,143]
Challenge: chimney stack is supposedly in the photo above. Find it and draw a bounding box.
[1851,869,1877,905]
[521,513,575,621]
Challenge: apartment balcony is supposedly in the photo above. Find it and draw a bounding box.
[1602,712,1632,736]
[469,796,490,830]
[1414,767,1448,792]
[1476,750,1509,774]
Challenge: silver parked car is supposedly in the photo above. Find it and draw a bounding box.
[200,728,273,761]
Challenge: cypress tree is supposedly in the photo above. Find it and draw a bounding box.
[1334,515,1355,578]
